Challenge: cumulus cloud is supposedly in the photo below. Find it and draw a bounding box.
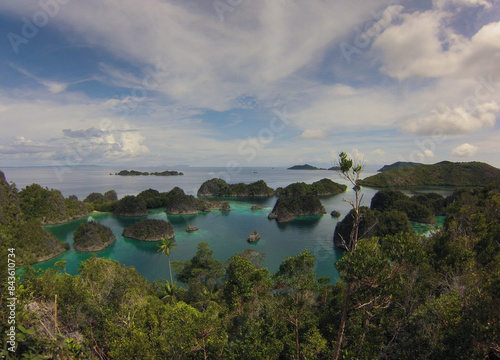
[423,149,435,158]
[372,10,500,80]
[296,129,328,140]
[116,130,150,157]
[452,143,479,156]
[401,101,499,136]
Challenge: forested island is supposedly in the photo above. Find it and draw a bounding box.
[269,179,347,222]
[197,178,274,197]
[288,164,340,170]
[115,169,184,176]
[1,164,500,359]
[123,219,175,241]
[361,161,500,187]
[73,220,116,251]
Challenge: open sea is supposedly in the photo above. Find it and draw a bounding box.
[2,165,452,283]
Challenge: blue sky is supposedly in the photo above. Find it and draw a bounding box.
[0,0,499,168]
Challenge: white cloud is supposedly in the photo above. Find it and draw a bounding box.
[371,148,385,156]
[423,149,435,158]
[373,9,500,80]
[401,101,499,135]
[116,131,149,157]
[452,143,479,156]
[1,0,389,111]
[296,129,328,140]
[433,0,492,9]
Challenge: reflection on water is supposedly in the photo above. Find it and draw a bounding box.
[37,201,345,283]
[10,166,457,284]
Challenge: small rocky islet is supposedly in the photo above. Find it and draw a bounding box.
[122,219,175,241]
[73,220,116,252]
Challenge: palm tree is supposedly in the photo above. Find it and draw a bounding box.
[157,237,177,299]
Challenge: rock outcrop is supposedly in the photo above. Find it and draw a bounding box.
[275,179,346,197]
[330,210,341,217]
[164,187,199,215]
[186,225,199,232]
[247,231,261,243]
[123,219,174,241]
[73,221,116,251]
[114,195,148,217]
[268,195,326,223]
[197,178,274,197]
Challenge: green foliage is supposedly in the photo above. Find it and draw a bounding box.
[197,178,274,197]
[334,207,378,249]
[164,187,199,214]
[370,189,408,212]
[360,160,500,187]
[73,220,115,251]
[270,179,343,222]
[370,189,437,223]
[276,178,346,197]
[123,219,174,241]
[83,190,117,212]
[136,188,166,209]
[19,184,88,224]
[224,253,272,311]
[174,242,224,306]
[376,209,411,236]
[113,195,148,216]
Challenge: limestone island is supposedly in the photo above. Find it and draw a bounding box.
[73,221,116,252]
[247,231,261,243]
[268,195,326,223]
[269,179,347,222]
[275,178,347,197]
[0,171,76,264]
[197,178,274,197]
[287,164,340,170]
[360,161,500,187]
[330,210,341,217]
[122,219,174,241]
[115,170,183,176]
[113,195,149,217]
[186,224,199,232]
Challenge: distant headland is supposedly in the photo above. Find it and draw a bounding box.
[361,161,500,187]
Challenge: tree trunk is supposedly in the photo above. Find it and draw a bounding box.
[333,282,352,360]
[295,317,300,360]
[168,256,175,302]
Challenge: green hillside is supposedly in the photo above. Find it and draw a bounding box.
[360,161,500,187]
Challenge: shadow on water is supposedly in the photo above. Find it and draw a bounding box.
[112,215,149,229]
[274,215,323,231]
[122,236,161,254]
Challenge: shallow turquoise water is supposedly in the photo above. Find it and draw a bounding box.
[37,196,349,283]
[6,166,454,283]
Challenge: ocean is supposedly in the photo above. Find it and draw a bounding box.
[2,165,449,283]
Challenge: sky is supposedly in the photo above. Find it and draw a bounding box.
[0,0,499,168]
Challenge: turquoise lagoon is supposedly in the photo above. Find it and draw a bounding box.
[3,166,453,283]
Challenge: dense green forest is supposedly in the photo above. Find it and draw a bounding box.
[360,161,500,187]
[1,167,500,359]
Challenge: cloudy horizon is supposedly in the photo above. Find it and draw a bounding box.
[1,0,499,168]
